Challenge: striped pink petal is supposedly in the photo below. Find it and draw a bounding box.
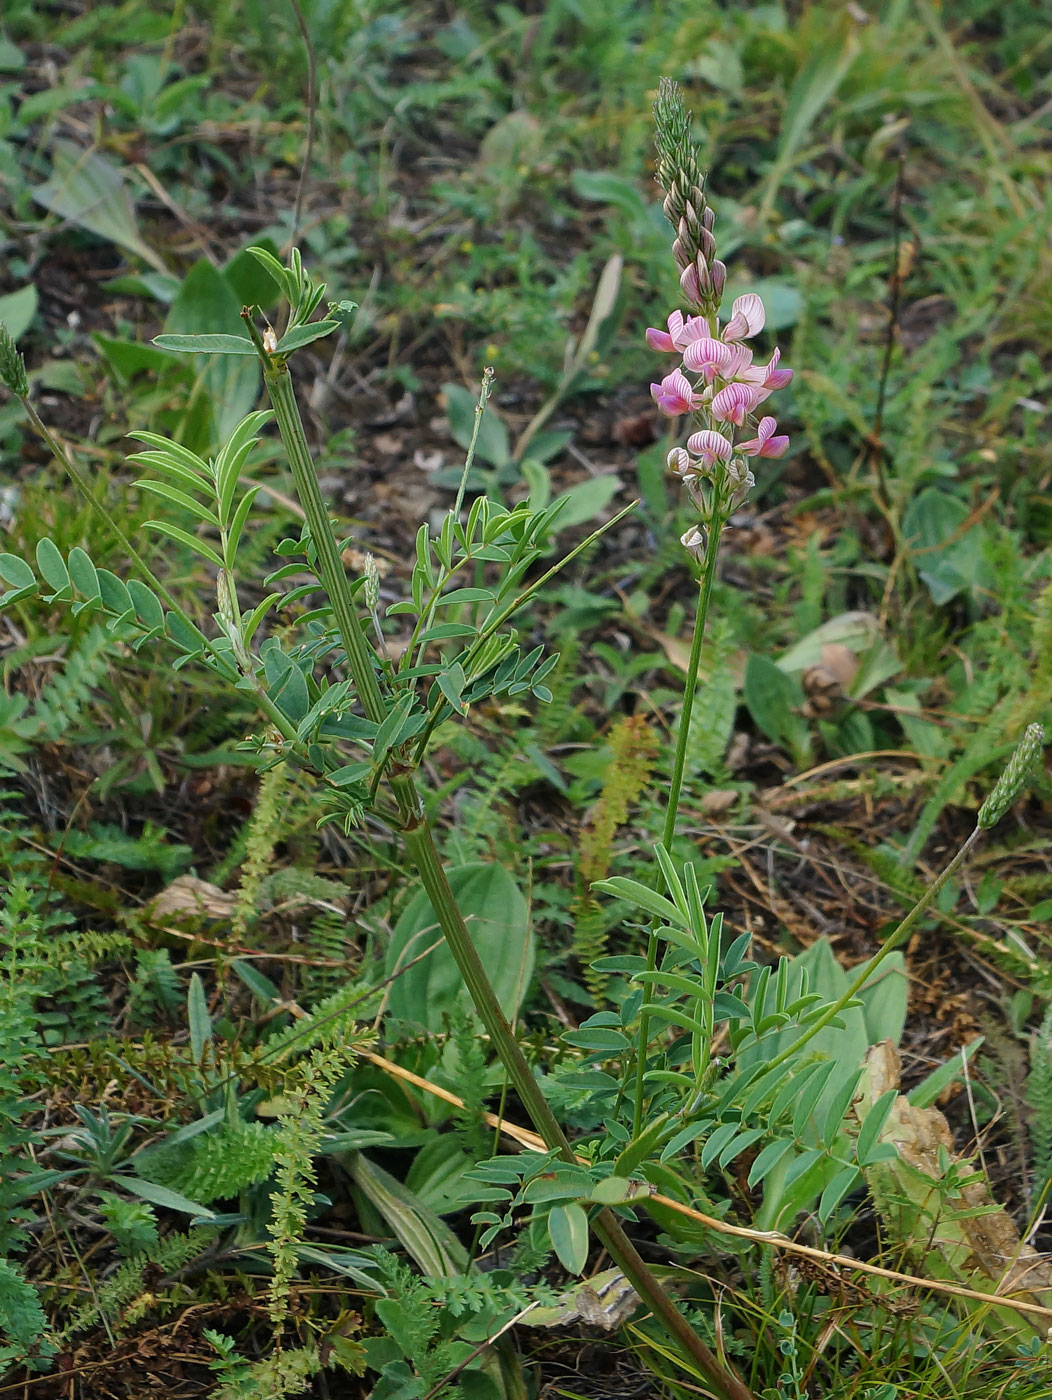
[764,347,793,390]
[646,327,676,352]
[645,310,685,353]
[741,346,793,391]
[685,429,734,469]
[651,369,699,417]
[722,293,766,343]
[682,337,735,381]
[710,382,758,425]
[724,343,754,378]
[674,314,713,348]
[737,416,790,458]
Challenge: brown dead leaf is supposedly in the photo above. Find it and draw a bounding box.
[145,875,235,923]
[818,642,859,688]
[700,789,739,818]
[858,1042,1052,1320]
[642,624,747,685]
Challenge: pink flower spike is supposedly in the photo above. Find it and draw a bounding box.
[685,429,733,469]
[722,293,766,343]
[682,337,734,382]
[651,369,699,417]
[737,415,789,459]
[710,382,758,426]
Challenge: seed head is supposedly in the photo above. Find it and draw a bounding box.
[0,324,29,398]
[363,552,380,612]
[978,723,1045,829]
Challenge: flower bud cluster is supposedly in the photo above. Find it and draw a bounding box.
[653,77,725,319]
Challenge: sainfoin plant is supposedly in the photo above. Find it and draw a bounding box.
[1,76,1049,1398]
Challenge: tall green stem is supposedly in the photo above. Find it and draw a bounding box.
[760,826,982,1079]
[632,515,726,1137]
[264,365,388,730]
[403,814,752,1400]
[264,360,752,1400]
[662,518,726,851]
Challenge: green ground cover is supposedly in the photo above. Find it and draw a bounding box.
[2,1,1052,1396]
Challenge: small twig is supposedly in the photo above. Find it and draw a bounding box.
[287,0,317,252]
[869,145,908,510]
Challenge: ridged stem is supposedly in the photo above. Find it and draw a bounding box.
[263,364,388,730]
[632,516,726,1137]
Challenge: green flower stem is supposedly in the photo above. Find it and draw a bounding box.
[266,358,750,1400]
[632,514,726,1137]
[759,825,982,1080]
[402,815,751,1400]
[662,517,726,850]
[264,364,388,730]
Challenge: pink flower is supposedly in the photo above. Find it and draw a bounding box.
[685,429,734,469]
[646,310,711,354]
[710,382,759,426]
[646,311,684,353]
[722,293,765,343]
[737,416,789,459]
[741,346,793,392]
[682,337,735,381]
[651,369,700,417]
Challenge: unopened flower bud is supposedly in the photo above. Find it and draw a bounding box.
[729,470,755,512]
[681,524,706,558]
[978,724,1045,829]
[363,552,380,611]
[0,324,29,398]
[216,568,252,670]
